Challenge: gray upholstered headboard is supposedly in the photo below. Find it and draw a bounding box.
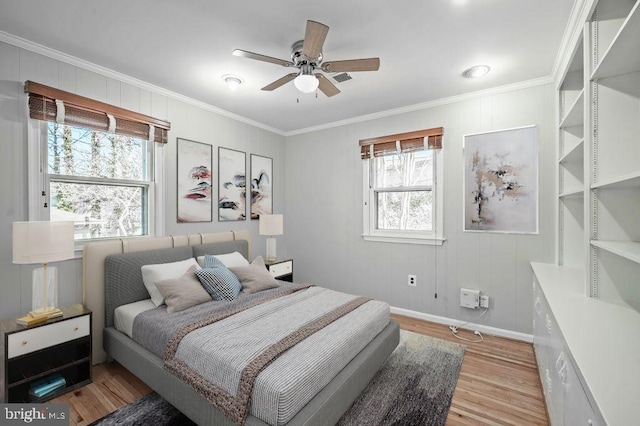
[104,240,249,329]
[83,230,251,364]
[104,246,194,329]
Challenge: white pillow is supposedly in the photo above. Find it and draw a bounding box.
[141,258,201,306]
[196,251,249,268]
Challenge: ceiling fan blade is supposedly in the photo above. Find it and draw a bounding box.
[302,20,329,59]
[233,49,294,67]
[316,74,340,97]
[322,58,380,73]
[261,73,298,91]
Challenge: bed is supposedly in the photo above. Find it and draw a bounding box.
[83,231,399,426]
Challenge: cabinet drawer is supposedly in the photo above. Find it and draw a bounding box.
[8,315,90,359]
[268,261,292,278]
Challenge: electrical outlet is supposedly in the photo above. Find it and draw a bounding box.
[480,295,490,308]
[408,274,417,287]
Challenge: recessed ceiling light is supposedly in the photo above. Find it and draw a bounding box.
[462,65,491,78]
[222,74,243,91]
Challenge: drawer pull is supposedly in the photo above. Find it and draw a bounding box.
[22,341,28,346]
[74,326,79,331]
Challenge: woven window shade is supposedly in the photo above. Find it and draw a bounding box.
[360,127,443,159]
[25,81,171,143]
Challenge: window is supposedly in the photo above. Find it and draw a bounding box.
[25,81,171,244]
[45,122,152,241]
[361,127,444,244]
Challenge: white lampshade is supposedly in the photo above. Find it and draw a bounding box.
[13,221,75,264]
[259,214,283,236]
[294,74,319,93]
[13,221,74,316]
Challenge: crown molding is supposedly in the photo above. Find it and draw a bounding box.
[0,30,285,136]
[284,76,554,137]
[551,0,597,86]
[1,29,555,139]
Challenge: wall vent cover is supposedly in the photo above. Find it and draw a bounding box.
[332,73,352,83]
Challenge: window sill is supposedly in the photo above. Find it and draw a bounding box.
[362,235,446,246]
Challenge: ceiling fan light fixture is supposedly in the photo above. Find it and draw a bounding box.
[222,74,243,91]
[294,73,319,93]
[463,65,490,78]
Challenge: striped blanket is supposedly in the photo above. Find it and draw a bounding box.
[133,284,390,425]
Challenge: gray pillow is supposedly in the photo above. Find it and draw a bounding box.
[230,256,280,294]
[155,265,212,313]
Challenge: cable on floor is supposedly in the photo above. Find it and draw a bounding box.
[449,308,488,343]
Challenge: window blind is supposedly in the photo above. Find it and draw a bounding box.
[359,127,443,159]
[25,81,171,143]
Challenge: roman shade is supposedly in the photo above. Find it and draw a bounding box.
[359,127,443,159]
[25,81,171,144]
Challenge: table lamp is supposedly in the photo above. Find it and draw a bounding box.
[259,214,283,261]
[12,221,75,318]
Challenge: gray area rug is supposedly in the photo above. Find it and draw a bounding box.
[90,330,464,426]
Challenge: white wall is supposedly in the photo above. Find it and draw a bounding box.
[0,41,286,319]
[284,84,556,334]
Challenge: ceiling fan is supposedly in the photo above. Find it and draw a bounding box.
[233,20,380,97]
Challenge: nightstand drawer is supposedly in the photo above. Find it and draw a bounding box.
[8,315,90,359]
[268,260,293,278]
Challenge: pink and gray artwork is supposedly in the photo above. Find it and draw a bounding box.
[464,126,538,233]
[177,139,212,222]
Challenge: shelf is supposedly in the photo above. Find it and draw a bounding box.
[591,240,640,264]
[592,170,640,189]
[559,139,584,164]
[592,1,640,80]
[559,188,584,198]
[559,89,585,128]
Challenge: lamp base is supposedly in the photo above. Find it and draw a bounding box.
[266,236,277,262]
[32,265,59,315]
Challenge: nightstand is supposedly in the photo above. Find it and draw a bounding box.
[264,258,293,282]
[0,304,92,403]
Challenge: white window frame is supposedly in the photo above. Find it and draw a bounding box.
[362,148,445,245]
[27,119,164,251]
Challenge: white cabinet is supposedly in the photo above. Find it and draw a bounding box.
[564,357,600,426]
[532,275,604,426]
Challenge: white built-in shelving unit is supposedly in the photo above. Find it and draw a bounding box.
[534,0,640,424]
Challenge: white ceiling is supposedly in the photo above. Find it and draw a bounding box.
[0,0,574,134]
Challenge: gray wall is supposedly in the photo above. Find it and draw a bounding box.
[0,41,286,319]
[284,84,556,334]
[1,37,556,335]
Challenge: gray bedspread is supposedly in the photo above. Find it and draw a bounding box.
[132,284,390,425]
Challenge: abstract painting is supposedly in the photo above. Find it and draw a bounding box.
[463,126,538,233]
[218,147,246,221]
[177,138,212,223]
[250,154,273,219]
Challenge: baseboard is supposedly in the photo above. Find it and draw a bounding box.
[390,306,533,343]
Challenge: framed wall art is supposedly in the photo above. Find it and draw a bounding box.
[177,138,212,223]
[250,154,273,219]
[463,125,538,234]
[218,147,246,221]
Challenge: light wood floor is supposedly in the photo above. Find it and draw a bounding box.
[51,315,548,425]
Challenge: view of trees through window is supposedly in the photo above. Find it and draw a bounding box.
[374,150,433,231]
[47,123,150,240]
